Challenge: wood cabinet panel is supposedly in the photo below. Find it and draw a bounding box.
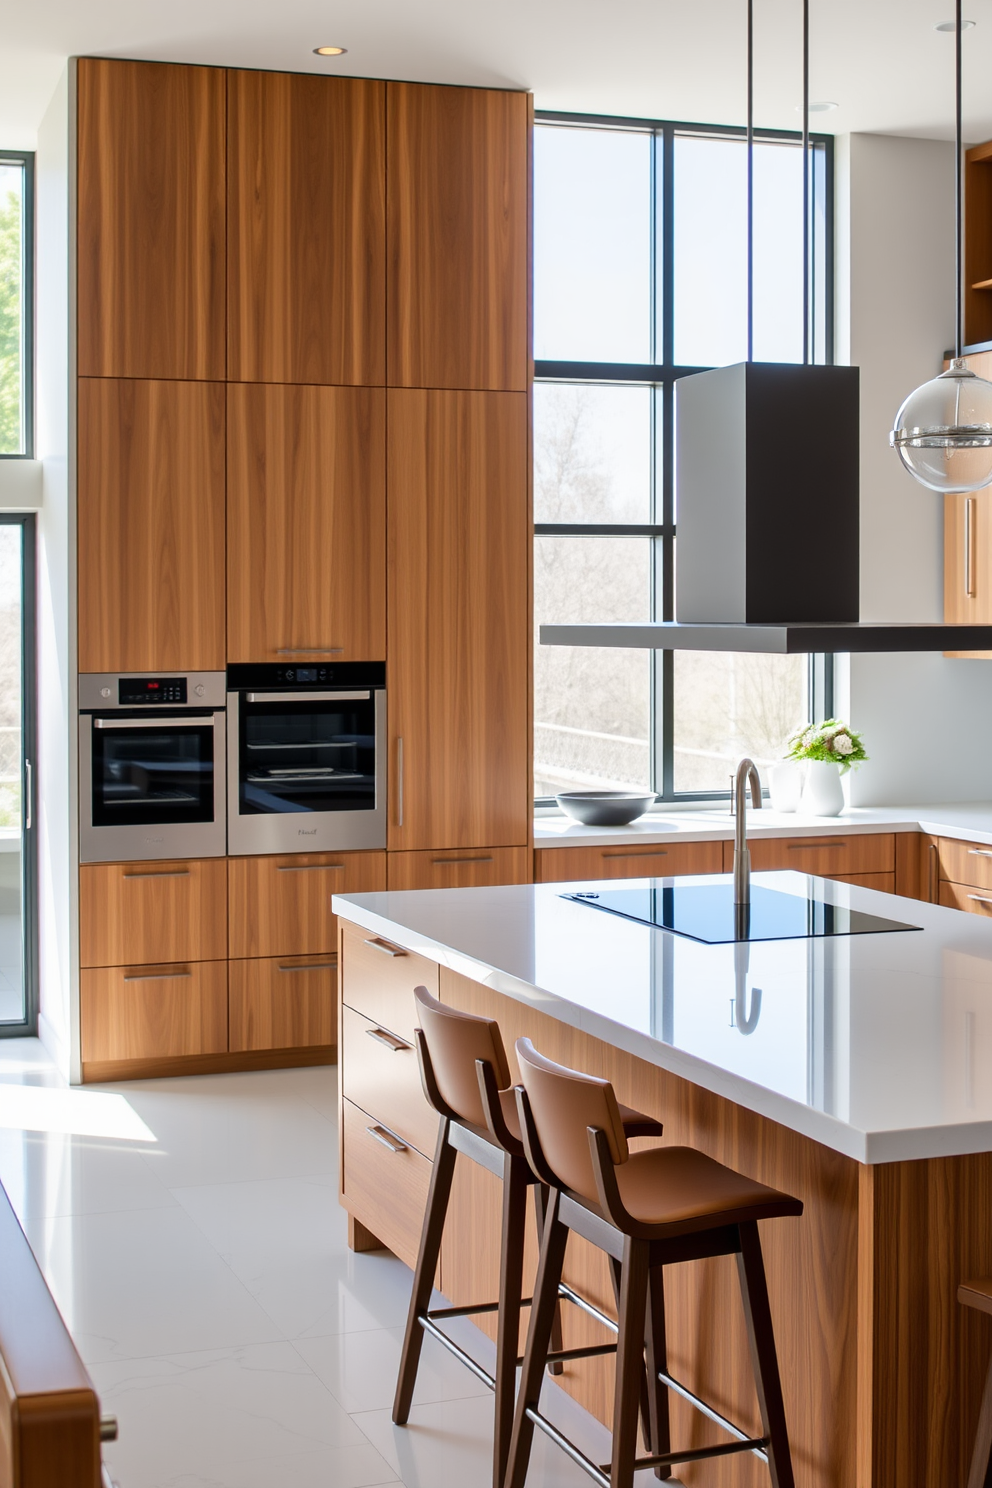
[936,836,992,891]
[386,847,530,891]
[895,832,936,901]
[226,383,386,663]
[534,840,722,884]
[387,390,530,851]
[743,832,895,877]
[940,880,992,917]
[228,850,386,959]
[341,1005,438,1158]
[830,871,896,892]
[80,960,228,1062]
[77,377,226,672]
[341,1096,431,1271]
[76,58,226,380]
[943,488,992,657]
[386,82,529,391]
[80,859,228,968]
[227,71,385,386]
[340,919,438,1044]
[229,954,335,1052]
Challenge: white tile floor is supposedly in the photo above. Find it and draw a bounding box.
[0,1039,669,1488]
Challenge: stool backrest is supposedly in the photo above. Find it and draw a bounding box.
[515,1038,628,1203]
[414,985,512,1127]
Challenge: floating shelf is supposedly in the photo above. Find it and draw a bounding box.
[540,621,992,655]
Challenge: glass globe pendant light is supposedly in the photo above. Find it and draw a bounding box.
[890,0,992,493]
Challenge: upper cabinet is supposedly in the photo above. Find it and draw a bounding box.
[386,83,530,392]
[76,59,226,381]
[944,349,992,659]
[78,378,226,673]
[966,142,992,347]
[227,72,386,386]
[227,383,386,662]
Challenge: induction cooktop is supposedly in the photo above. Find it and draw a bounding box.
[561,882,922,945]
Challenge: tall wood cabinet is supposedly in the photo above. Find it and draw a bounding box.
[943,349,992,658]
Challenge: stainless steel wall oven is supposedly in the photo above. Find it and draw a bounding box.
[79,673,227,863]
[227,664,386,855]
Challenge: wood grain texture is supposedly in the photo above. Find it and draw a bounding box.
[339,919,438,1044]
[341,1096,432,1271]
[228,850,386,958]
[226,382,386,662]
[77,377,226,672]
[965,155,992,346]
[940,880,992,917]
[0,1182,101,1488]
[341,1005,438,1158]
[386,82,529,391]
[387,390,530,851]
[227,71,385,385]
[386,846,531,891]
[80,960,228,1062]
[944,485,992,658]
[229,954,336,1051]
[742,832,894,876]
[80,858,228,968]
[826,870,896,891]
[534,840,723,884]
[895,832,934,901]
[82,1045,333,1084]
[77,58,226,380]
[937,836,992,892]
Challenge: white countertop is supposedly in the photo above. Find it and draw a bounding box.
[534,801,992,849]
[334,869,992,1167]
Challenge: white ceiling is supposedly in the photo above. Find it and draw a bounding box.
[2,0,992,150]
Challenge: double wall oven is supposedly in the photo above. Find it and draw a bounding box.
[79,673,227,863]
[227,664,386,855]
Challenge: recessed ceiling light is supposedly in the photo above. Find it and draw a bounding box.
[935,18,975,30]
[313,45,348,56]
[795,101,839,113]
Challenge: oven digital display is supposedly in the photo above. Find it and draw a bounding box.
[118,677,187,705]
[295,668,319,682]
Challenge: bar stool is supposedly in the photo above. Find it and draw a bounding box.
[507,1038,804,1488]
[958,1278,992,1488]
[392,987,664,1488]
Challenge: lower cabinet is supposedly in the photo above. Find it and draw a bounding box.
[229,954,336,1052]
[340,1098,431,1270]
[740,833,895,877]
[534,840,721,883]
[80,960,228,1065]
[386,845,530,890]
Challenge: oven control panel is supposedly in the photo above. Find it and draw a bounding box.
[118,677,188,706]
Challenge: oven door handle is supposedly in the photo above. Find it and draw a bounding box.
[243,691,370,704]
[93,716,219,729]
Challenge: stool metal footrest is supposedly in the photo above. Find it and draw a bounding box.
[658,1365,770,1464]
[418,1316,497,1392]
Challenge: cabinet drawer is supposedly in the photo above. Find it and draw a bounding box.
[229,955,336,1053]
[80,859,228,968]
[340,920,438,1043]
[342,1005,438,1158]
[342,1097,432,1271]
[936,838,992,892]
[830,872,896,893]
[228,851,386,958]
[746,834,895,877]
[940,881,992,917]
[386,846,530,890]
[534,840,721,884]
[80,960,228,1062]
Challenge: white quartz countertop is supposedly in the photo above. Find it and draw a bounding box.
[534,801,992,849]
[334,869,992,1167]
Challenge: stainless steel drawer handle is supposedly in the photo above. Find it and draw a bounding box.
[968,895,992,908]
[276,648,344,655]
[431,856,494,866]
[366,1124,407,1154]
[245,691,369,703]
[602,850,668,859]
[123,869,190,879]
[788,842,846,850]
[278,962,335,973]
[122,971,192,982]
[363,937,407,957]
[100,1415,118,1443]
[366,1026,412,1052]
[277,863,345,873]
[968,849,992,858]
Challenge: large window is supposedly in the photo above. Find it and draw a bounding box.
[534,114,832,804]
[0,152,32,458]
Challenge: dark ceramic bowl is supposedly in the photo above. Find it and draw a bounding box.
[555,791,658,827]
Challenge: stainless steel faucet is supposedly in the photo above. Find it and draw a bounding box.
[733,757,763,905]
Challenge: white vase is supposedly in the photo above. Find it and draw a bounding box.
[767,761,803,813]
[800,761,845,817]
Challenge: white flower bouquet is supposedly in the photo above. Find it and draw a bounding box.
[785,719,868,774]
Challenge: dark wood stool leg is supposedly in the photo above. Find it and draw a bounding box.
[392,1119,457,1426]
[736,1220,795,1488]
[505,1188,570,1488]
[608,1254,654,1462]
[611,1237,650,1488]
[967,1347,992,1488]
[494,1153,529,1488]
[534,1183,564,1375]
[644,1264,672,1481]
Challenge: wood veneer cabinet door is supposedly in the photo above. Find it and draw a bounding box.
[227,71,385,385]
[742,832,894,876]
[229,955,336,1052]
[387,390,530,851]
[76,58,226,381]
[943,351,992,656]
[80,960,228,1062]
[534,841,722,884]
[77,378,226,672]
[79,859,228,968]
[228,850,386,959]
[227,384,386,662]
[387,82,529,391]
[386,847,530,891]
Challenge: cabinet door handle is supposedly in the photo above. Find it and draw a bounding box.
[363,937,407,957]
[366,1124,407,1153]
[24,759,31,832]
[366,1026,412,1052]
[431,856,493,866]
[122,970,192,982]
[788,842,846,850]
[968,849,992,858]
[602,850,668,859]
[123,869,190,879]
[277,863,345,873]
[276,648,344,655]
[966,495,977,598]
[278,962,335,973]
[968,895,992,909]
[929,842,939,903]
[396,737,404,828]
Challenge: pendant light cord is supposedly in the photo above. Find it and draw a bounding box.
[746,0,753,362]
[802,0,810,365]
[955,0,963,361]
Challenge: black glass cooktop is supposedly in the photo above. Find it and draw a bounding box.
[561,883,922,945]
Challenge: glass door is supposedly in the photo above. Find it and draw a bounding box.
[0,516,35,1035]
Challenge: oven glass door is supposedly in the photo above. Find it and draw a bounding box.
[237,693,377,817]
[90,714,218,827]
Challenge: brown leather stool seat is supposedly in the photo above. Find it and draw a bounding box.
[958,1278,992,1488]
[392,987,664,1488]
[506,1038,803,1488]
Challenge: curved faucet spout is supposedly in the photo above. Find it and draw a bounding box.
[733,757,763,908]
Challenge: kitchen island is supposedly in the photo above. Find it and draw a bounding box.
[334,871,992,1488]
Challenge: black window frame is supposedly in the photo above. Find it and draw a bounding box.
[533,110,835,807]
[0,149,35,460]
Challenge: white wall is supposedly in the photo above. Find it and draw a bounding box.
[835,132,992,805]
[34,64,78,1080]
